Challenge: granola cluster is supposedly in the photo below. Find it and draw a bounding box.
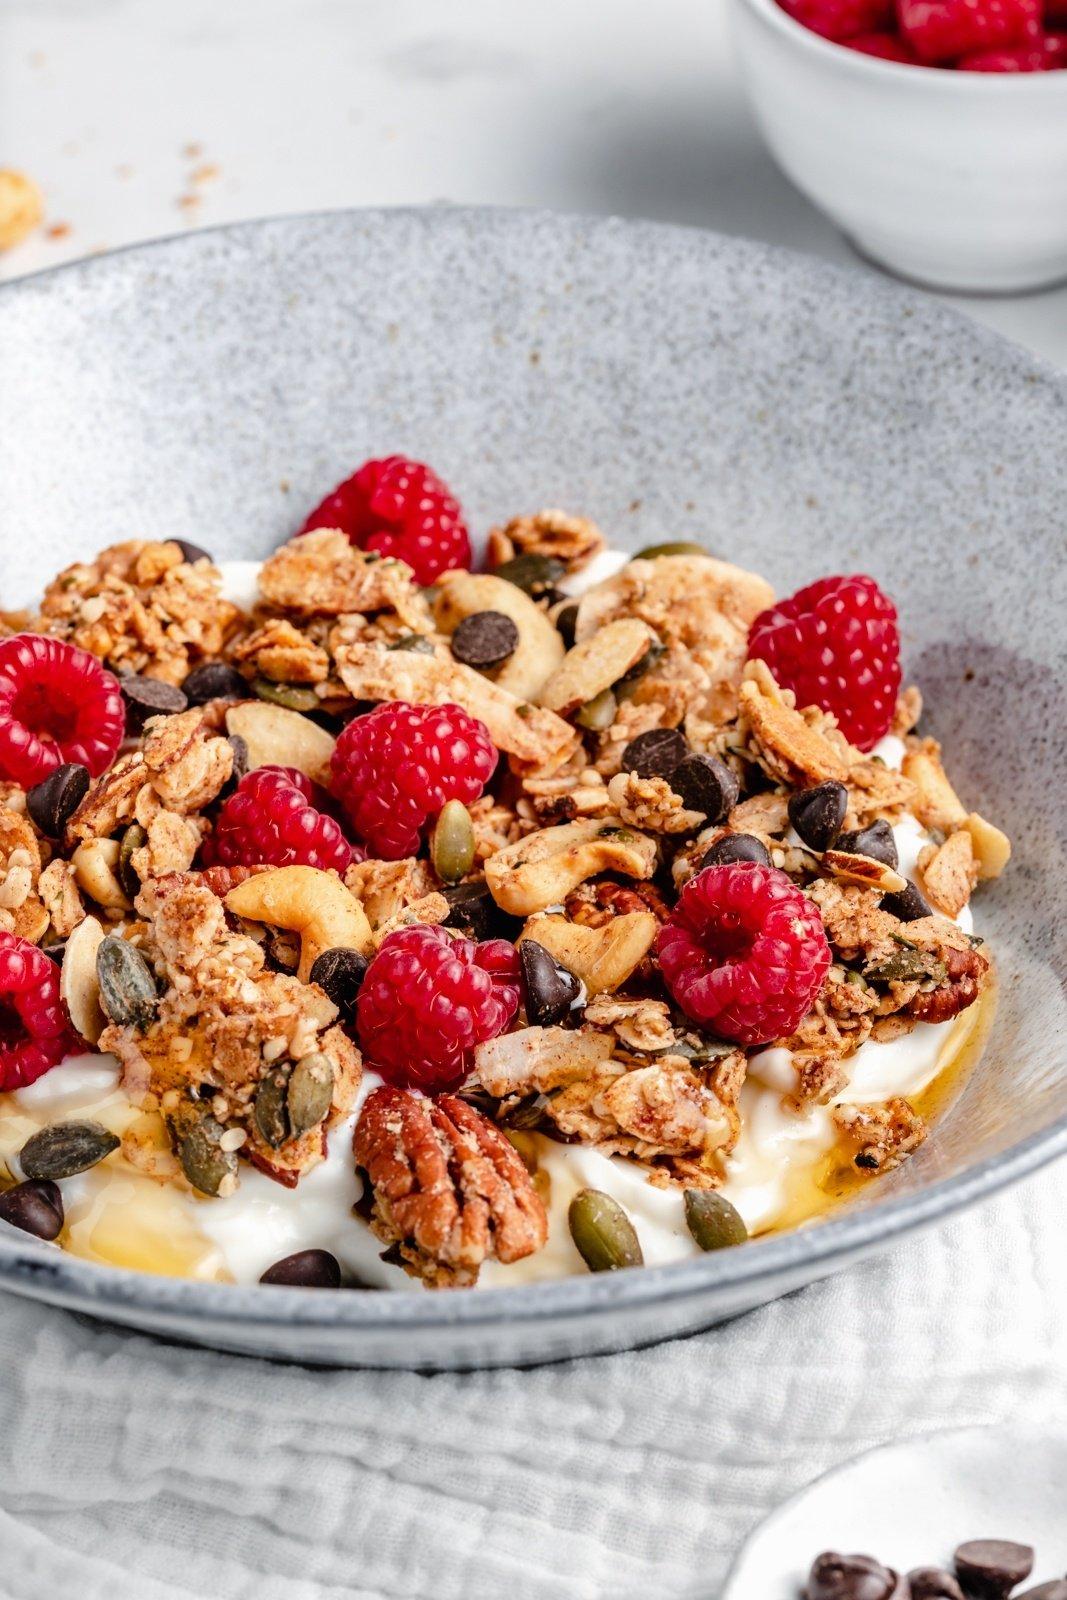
[1,514,1010,1289]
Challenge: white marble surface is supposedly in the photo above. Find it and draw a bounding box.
[3,0,1067,368]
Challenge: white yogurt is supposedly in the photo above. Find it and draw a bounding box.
[0,550,977,1288]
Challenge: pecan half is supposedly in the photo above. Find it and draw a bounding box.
[906,939,988,1023]
[353,1087,548,1287]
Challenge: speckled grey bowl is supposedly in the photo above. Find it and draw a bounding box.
[0,208,1064,1369]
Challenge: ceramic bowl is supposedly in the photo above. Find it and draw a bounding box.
[0,208,1065,1368]
[730,0,1067,293]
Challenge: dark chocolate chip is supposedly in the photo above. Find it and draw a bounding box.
[308,946,367,1018]
[555,602,578,648]
[1015,1584,1067,1599]
[806,1551,897,1600]
[173,539,213,565]
[880,879,934,922]
[119,672,188,732]
[670,753,739,825]
[620,727,689,781]
[699,833,772,870]
[837,818,899,869]
[26,763,90,839]
[955,1541,1034,1599]
[788,780,848,852]
[908,1570,966,1600]
[259,1249,341,1288]
[0,1178,64,1241]
[442,881,505,942]
[519,938,582,1027]
[451,611,520,670]
[180,661,249,705]
[227,733,249,785]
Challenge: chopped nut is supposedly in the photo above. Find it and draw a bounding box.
[470,1025,615,1098]
[606,771,704,834]
[518,910,657,995]
[257,529,432,628]
[901,737,968,833]
[537,619,658,716]
[833,1097,926,1172]
[230,617,330,684]
[484,818,657,916]
[739,662,852,786]
[917,830,979,918]
[488,509,606,573]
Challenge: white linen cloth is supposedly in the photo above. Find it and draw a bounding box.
[1,1162,1064,1600]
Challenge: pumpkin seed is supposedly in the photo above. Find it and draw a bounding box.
[633,540,711,560]
[493,553,566,597]
[387,633,436,655]
[252,677,320,713]
[431,800,475,885]
[254,1065,291,1148]
[683,1189,748,1251]
[865,947,948,985]
[174,1110,238,1196]
[96,936,159,1029]
[568,1187,643,1272]
[118,822,148,901]
[575,687,617,732]
[287,1052,334,1138]
[19,1120,120,1180]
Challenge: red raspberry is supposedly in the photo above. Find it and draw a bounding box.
[657,864,831,1048]
[845,28,920,56]
[203,766,356,872]
[299,455,471,585]
[897,0,1040,63]
[778,0,894,39]
[958,39,1046,63]
[357,924,520,1091]
[1045,31,1067,63]
[331,701,496,860]
[0,932,74,1090]
[0,634,124,789]
[748,574,901,752]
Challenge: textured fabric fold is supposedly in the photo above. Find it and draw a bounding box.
[1,1162,1064,1600]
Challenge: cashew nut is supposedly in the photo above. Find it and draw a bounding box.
[433,571,565,700]
[484,819,658,916]
[71,837,132,911]
[962,811,1011,880]
[223,866,373,981]
[536,619,657,716]
[225,701,335,786]
[519,911,658,995]
[900,738,968,834]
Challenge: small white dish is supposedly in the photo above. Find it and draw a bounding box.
[722,1424,1067,1597]
[730,0,1067,293]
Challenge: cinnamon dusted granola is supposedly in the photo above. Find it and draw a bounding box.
[0,473,1010,1291]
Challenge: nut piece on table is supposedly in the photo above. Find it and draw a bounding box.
[484,818,657,917]
[224,700,336,787]
[536,618,657,716]
[518,911,657,996]
[224,865,373,981]
[353,1086,548,1287]
[433,571,565,701]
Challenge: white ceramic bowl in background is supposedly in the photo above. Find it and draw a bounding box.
[730,0,1067,293]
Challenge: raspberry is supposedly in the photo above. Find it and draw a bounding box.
[299,455,471,585]
[1045,30,1067,63]
[897,0,1040,63]
[656,864,831,1048]
[0,634,124,789]
[958,39,1046,63]
[0,932,74,1090]
[356,924,520,1091]
[748,574,901,752]
[778,0,894,39]
[203,766,356,872]
[845,28,920,56]
[331,701,496,860]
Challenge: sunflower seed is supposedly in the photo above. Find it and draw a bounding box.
[287,1052,334,1138]
[683,1189,748,1251]
[431,800,475,885]
[568,1188,643,1272]
[0,1178,64,1240]
[96,936,158,1029]
[25,763,90,839]
[20,1120,119,1180]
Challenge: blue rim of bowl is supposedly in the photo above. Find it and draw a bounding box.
[735,0,1067,86]
[1,205,1065,1341]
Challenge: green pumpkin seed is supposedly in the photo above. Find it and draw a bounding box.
[287,1052,334,1138]
[865,948,948,985]
[432,800,475,885]
[96,936,159,1030]
[252,677,320,713]
[118,822,148,901]
[174,1110,238,1196]
[19,1120,120,1181]
[568,1188,643,1272]
[387,634,436,655]
[254,1065,291,1148]
[575,688,617,732]
[683,1189,748,1252]
[632,540,711,560]
[493,553,566,597]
